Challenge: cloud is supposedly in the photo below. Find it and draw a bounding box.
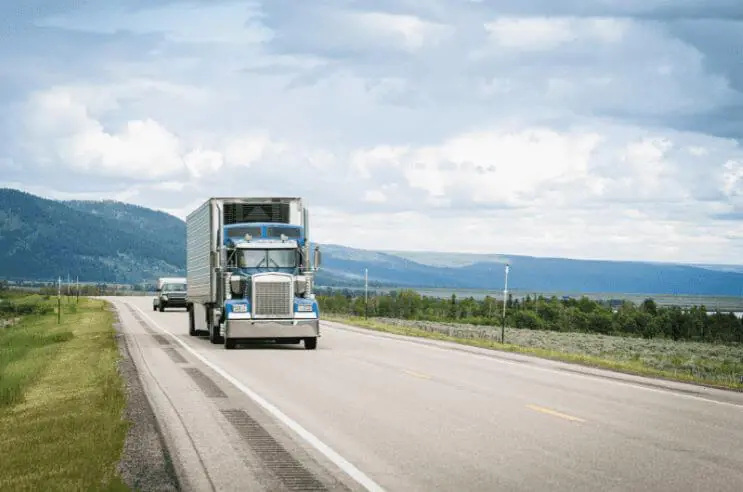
[483,17,627,51]
[18,83,201,181]
[3,0,743,264]
[35,1,273,45]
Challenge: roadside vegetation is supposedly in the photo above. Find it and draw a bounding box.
[0,289,130,490]
[317,289,743,390]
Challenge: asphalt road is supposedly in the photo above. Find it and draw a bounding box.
[112,296,743,492]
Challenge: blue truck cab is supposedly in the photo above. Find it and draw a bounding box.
[222,222,319,322]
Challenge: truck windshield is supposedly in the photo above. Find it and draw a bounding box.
[163,283,186,291]
[237,249,296,268]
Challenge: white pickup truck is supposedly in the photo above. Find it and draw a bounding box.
[153,277,188,312]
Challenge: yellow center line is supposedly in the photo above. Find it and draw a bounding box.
[404,370,431,380]
[526,404,585,423]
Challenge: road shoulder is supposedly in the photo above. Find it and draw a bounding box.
[114,299,369,492]
[112,304,182,491]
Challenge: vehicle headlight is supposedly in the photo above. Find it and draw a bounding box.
[162,295,168,300]
[232,303,248,313]
[296,304,313,312]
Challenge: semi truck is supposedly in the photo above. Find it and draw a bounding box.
[153,277,188,311]
[185,197,322,350]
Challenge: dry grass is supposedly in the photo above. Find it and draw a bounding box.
[326,315,743,392]
[0,297,130,491]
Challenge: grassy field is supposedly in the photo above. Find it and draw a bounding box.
[325,315,743,391]
[0,294,130,491]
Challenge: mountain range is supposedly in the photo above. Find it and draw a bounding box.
[1,187,743,297]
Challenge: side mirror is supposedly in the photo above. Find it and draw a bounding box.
[313,247,322,271]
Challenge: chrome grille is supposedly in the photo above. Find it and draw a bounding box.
[253,278,292,318]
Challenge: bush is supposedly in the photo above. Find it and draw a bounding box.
[0,298,54,320]
[511,311,545,330]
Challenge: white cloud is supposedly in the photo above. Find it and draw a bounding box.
[484,17,575,50]
[4,0,743,264]
[349,12,454,52]
[184,149,224,179]
[36,1,273,45]
[363,189,387,203]
[722,160,743,206]
[22,88,186,180]
[403,128,603,206]
[483,17,628,51]
[222,134,275,168]
[65,118,183,178]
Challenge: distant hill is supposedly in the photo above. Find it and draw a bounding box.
[1,187,743,296]
[0,188,184,283]
[321,244,743,296]
[64,199,186,267]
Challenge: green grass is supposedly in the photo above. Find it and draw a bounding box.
[0,296,130,491]
[325,314,743,392]
[0,292,50,319]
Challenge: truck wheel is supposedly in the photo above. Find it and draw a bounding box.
[188,306,197,336]
[304,337,317,350]
[153,304,157,312]
[159,303,165,312]
[224,338,236,350]
[209,324,224,344]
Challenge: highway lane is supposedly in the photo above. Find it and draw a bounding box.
[115,296,743,492]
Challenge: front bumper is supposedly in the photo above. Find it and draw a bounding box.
[225,318,320,339]
[162,298,187,307]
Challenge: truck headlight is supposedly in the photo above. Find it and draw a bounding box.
[296,304,313,312]
[232,303,248,313]
[162,295,168,300]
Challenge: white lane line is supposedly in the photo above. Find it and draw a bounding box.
[323,321,743,410]
[130,303,386,492]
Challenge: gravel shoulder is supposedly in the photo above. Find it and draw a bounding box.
[112,307,182,491]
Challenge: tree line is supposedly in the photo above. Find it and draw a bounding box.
[316,288,743,344]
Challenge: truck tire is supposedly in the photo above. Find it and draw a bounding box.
[159,303,165,312]
[188,305,197,336]
[209,324,224,344]
[224,337,236,350]
[304,337,317,350]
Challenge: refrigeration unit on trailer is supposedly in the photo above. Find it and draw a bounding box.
[185,197,322,350]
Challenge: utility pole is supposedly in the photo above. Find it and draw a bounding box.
[76,276,80,303]
[501,263,510,344]
[57,276,62,324]
[364,268,369,319]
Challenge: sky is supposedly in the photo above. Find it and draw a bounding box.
[2,0,743,264]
